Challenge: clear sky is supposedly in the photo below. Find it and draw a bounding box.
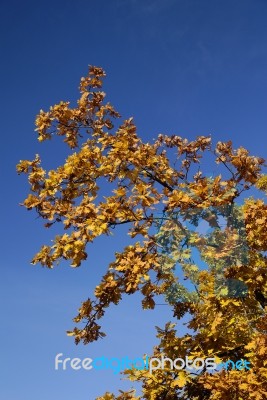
[1,0,267,399]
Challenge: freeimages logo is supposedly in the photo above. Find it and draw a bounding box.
[55,354,250,375]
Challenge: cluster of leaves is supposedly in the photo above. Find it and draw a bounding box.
[154,202,250,305]
[17,66,267,399]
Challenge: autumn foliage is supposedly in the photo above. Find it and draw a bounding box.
[17,66,267,399]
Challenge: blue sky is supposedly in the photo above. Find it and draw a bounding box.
[1,0,267,399]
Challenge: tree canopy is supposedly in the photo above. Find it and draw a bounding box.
[17,66,267,399]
